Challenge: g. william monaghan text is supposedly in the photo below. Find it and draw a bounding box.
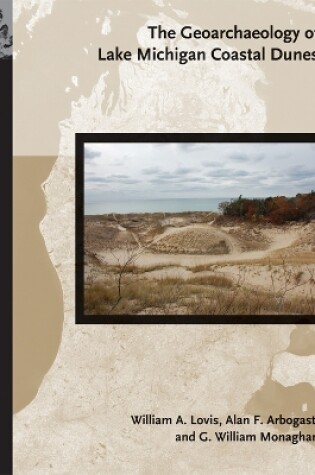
[130,414,315,445]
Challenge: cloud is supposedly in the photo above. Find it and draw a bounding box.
[229,152,265,163]
[201,160,225,168]
[84,142,315,200]
[86,177,110,183]
[149,177,178,184]
[86,175,140,185]
[286,166,315,181]
[142,166,161,175]
[111,174,129,179]
[175,166,196,175]
[119,179,141,184]
[229,153,251,163]
[85,148,101,160]
[156,173,179,180]
[177,143,204,153]
[204,169,250,178]
[181,185,212,192]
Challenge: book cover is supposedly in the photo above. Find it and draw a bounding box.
[10,1,315,474]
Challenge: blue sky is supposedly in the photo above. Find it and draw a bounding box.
[85,142,315,201]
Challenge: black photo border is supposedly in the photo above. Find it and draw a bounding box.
[0,39,13,475]
[76,133,315,325]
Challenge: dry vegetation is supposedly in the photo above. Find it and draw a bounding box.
[150,229,229,255]
[85,272,314,316]
[84,211,315,316]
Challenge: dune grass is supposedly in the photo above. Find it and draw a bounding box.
[84,273,314,316]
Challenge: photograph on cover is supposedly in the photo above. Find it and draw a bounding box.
[76,134,315,323]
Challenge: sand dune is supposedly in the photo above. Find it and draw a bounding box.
[98,223,300,268]
[85,214,315,315]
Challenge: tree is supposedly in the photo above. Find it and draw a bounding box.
[110,244,143,310]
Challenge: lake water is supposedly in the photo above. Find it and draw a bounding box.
[85,198,231,215]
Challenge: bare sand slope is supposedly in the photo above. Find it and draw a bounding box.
[98,224,300,269]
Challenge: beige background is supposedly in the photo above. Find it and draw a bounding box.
[13,0,315,473]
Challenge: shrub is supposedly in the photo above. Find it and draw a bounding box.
[219,191,315,224]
